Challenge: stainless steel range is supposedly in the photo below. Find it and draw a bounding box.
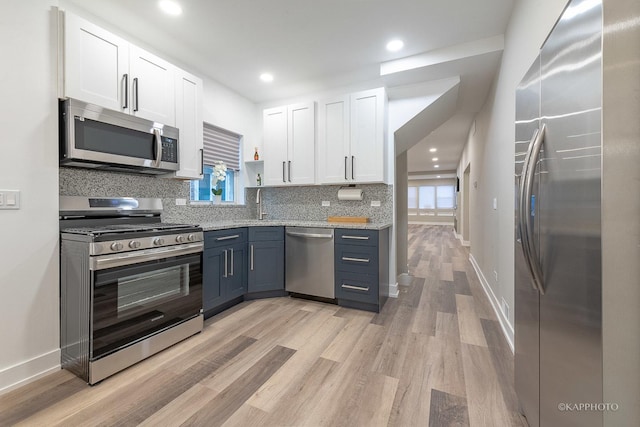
[59,196,203,385]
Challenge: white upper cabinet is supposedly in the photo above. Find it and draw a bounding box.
[169,68,203,180]
[350,88,386,183]
[263,102,315,186]
[61,11,176,126]
[63,12,129,111]
[318,95,350,184]
[129,46,175,125]
[318,87,386,184]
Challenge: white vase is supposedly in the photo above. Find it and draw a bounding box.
[214,195,222,204]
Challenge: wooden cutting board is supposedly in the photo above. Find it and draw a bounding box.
[327,216,369,223]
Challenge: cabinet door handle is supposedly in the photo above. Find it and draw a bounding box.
[122,74,128,109]
[283,161,286,183]
[133,77,139,112]
[341,235,369,240]
[345,156,348,180]
[200,149,204,177]
[223,250,228,278]
[250,244,254,271]
[230,248,234,276]
[288,161,292,182]
[351,156,355,180]
[216,234,240,241]
[342,256,370,263]
[341,284,369,292]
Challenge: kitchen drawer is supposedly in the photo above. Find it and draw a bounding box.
[205,228,247,248]
[248,226,284,242]
[335,271,378,305]
[335,228,378,247]
[335,244,378,275]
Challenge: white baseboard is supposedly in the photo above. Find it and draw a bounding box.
[388,282,399,298]
[0,349,61,395]
[468,254,514,353]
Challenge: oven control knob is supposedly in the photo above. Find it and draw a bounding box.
[153,238,165,246]
[187,234,195,242]
[128,240,141,249]
[176,235,185,243]
[110,242,123,251]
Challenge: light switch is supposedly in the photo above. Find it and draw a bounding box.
[371,200,381,207]
[322,201,330,207]
[493,197,497,210]
[175,198,187,206]
[0,190,20,209]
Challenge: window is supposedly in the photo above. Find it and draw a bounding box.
[408,184,456,217]
[190,123,241,203]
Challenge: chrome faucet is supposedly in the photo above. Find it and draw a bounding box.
[256,188,267,220]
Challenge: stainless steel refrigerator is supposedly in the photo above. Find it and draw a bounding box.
[515,0,640,426]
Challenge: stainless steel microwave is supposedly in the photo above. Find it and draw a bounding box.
[59,98,179,174]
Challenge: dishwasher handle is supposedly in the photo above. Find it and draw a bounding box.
[286,231,333,239]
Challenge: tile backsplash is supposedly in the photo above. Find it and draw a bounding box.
[60,167,393,224]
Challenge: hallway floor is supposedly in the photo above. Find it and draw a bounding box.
[0,225,526,426]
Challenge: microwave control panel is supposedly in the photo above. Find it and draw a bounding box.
[161,137,178,163]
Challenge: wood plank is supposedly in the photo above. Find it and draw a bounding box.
[461,343,512,427]
[453,271,473,295]
[181,345,296,427]
[456,295,489,347]
[428,388,470,427]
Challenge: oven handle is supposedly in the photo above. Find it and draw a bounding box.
[90,243,203,271]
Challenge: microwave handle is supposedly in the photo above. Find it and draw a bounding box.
[153,129,163,167]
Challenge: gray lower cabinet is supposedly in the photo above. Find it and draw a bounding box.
[203,228,247,316]
[248,227,285,295]
[334,228,389,312]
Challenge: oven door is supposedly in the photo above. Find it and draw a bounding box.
[91,251,202,359]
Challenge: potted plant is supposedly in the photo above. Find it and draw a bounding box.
[211,161,227,203]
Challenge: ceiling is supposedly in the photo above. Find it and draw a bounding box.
[62,0,515,172]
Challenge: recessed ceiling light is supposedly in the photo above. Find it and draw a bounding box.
[386,39,404,52]
[437,175,441,178]
[429,148,437,153]
[432,157,438,161]
[260,73,274,83]
[434,165,440,168]
[158,0,182,16]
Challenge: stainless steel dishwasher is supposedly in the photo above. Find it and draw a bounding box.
[285,227,335,299]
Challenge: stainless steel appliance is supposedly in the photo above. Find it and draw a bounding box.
[59,98,180,174]
[59,196,203,385]
[285,227,335,299]
[515,0,640,424]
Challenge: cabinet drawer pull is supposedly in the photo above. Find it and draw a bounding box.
[216,234,240,241]
[250,244,254,271]
[342,256,370,263]
[345,156,348,180]
[223,250,228,278]
[351,156,355,180]
[283,161,286,183]
[341,235,369,240]
[342,284,369,292]
[288,161,292,182]
[230,248,234,276]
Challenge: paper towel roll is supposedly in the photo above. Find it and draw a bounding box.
[337,188,363,201]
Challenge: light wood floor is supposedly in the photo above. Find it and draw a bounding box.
[0,225,527,426]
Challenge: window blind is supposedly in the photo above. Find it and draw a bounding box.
[203,123,241,171]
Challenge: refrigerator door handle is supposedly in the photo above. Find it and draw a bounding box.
[519,124,546,295]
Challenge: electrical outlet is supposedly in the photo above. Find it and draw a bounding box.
[493,270,498,282]
[322,201,330,207]
[371,200,381,207]
[175,198,187,206]
[0,190,20,210]
[501,298,510,319]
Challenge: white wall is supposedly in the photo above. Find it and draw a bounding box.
[457,0,568,340]
[0,0,61,393]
